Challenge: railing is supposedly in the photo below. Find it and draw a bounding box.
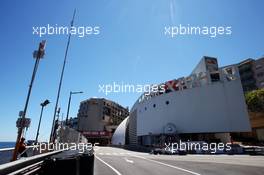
[0,146,38,165]
[0,147,95,175]
[0,150,62,175]
[0,148,13,165]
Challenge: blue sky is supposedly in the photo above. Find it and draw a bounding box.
[0,0,263,141]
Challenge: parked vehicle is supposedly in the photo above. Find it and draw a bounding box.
[243,146,264,155]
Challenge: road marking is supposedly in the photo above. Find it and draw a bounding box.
[124,157,134,163]
[95,155,122,175]
[93,146,100,151]
[132,155,201,175]
[95,152,139,156]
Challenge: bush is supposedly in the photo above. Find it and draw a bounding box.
[245,89,264,112]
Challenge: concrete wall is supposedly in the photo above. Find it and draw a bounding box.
[58,126,88,143]
[78,100,104,131]
[134,79,251,136]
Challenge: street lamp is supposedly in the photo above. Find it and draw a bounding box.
[66,91,83,125]
[35,99,50,143]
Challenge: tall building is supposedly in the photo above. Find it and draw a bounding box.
[77,98,128,145]
[226,57,264,143]
[237,57,264,92]
[254,57,264,89]
[237,58,257,92]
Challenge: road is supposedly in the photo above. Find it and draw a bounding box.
[94,147,264,175]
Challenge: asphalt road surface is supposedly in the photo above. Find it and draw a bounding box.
[94,147,264,175]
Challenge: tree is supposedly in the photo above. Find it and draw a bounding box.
[245,89,264,112]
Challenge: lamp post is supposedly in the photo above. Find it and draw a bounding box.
[12,40,46,161]
[35,99,50,143]
[66,91,83,125]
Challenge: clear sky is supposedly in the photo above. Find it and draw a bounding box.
[0,0,263,142]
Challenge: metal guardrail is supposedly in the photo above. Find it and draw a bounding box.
[0,146,38,165]
[0,146,37,153]
[0,148,15,152]
[0,147,95,175]
[6,161,43,175]
[0,150,62,175]
[0,148,14,165]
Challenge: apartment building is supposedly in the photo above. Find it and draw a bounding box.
[77,98,129,145]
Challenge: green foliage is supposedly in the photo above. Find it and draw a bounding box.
[245,89,264,112]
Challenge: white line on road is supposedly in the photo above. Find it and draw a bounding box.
[132,155,201,175]
[124,157,134,163]
[95,155,122,175]
[93,146,101,151]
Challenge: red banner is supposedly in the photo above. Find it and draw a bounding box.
[82,131,110,137]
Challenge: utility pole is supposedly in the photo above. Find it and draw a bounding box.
[49,9,76,143]
[12,40,46,161]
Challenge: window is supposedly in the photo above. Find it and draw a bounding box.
[145,107,147,111]
[256,64,262,70]
[210,73,220,82]
[257,72,264,77]
[153,104,156,108]
[166,101,169,105]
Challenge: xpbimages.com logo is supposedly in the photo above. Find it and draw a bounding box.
[164,24,232,38]
[164,141,232,154]
[98,82,166,96]
[32,142,99,153]
[32,24,100,37]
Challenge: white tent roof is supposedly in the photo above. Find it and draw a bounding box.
[111,117,129,145]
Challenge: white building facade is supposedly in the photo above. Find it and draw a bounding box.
[126,56,251,146]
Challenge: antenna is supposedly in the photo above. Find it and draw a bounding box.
[50,9,76,143]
